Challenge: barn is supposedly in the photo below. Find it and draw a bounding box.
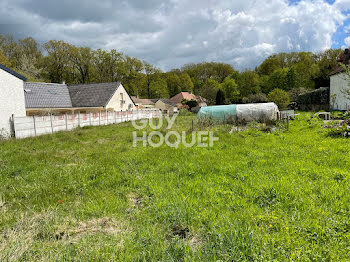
[0,63,27,137]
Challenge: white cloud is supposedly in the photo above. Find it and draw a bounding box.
[345,37,350,46]
[0,0,348,70]
[334,0,350,11]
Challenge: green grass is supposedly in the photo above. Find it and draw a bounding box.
[0,113,349,261]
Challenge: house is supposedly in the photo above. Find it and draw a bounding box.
[24,82,136,115]
[329,48,350,111]
[24,82,73,116]
[0,63,27,137]
[131,96,157,109]
[68,82,136,113]
[154,99,178,114]
[170,92,207,107]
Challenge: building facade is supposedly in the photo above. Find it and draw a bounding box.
[0,64,27,137]
[330,73,350,111]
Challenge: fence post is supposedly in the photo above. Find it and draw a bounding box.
[89,113,92,126]
[99,111,101,126]
[32,116,37,136]
[126,110,128,122]
[106,109,108,125]
[50,114,54,134]
[114,111,116,124]
[78,112,80,127]
[121,110,123,122]
[65,114,68,130]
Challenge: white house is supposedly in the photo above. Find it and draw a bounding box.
[330,48,350,111]
[24,81,136,115]
[68,82,136,112]
[0,64,27,137]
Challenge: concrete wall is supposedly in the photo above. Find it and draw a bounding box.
[0,68,26,137]
[13,109,161,139]
[106,84,136,111]
[330,73,350,110]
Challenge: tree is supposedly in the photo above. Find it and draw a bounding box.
[17,37,42,77]
[268,89,290,109]
[216,89,226,105]
[0,50,10,67]
[42,40,71,83]
[68,46,93,84]
[149,73,168,98]
[198,79,220,105]
[165,73,181,97]
[235,70,260,98]
[143,61,161,98]
[123,56,144,95]
[242,93,268,104]
[179,73,194,92]
[261,68,288,94]
[221,77,239,103]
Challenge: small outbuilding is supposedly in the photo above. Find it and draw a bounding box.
[155,99,179,114]
[131,96,157,109]
[329,48,350,111]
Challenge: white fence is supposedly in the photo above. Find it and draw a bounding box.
[13,109,161,139]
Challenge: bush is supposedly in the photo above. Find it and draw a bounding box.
[268,89,290,109]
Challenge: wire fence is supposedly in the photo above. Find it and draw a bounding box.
[13,109,161,139]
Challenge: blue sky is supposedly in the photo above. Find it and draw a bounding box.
[1,0,350,70]
[332,10,350,48]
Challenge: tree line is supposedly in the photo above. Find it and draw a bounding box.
[0,34,342,108]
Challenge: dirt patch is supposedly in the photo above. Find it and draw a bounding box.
[128,193,143,208]
[188,235,202,251]
[55,217,126,242]
[0,212,129,261]
[97,138,108,144]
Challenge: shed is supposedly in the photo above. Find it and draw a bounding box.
[155,99,179,114]
[329,48,350,111]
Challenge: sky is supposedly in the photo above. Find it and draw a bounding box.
[0,0,349,71]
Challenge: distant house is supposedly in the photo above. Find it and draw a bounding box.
[131,96,157,109]
[155,99,178,114]
[0,63,27,136]
[170,92,207,107]
[24,82,136,115]
[329,48,350,111]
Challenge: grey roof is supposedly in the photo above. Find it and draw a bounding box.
[158,99,177,107]
[68,82,121,107]
[24,82,72,108]
[0,63,27,81]
[131,96,156,105]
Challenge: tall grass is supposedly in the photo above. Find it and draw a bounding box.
[0,113,349,261]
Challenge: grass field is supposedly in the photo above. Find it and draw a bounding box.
[0,113,349,261]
